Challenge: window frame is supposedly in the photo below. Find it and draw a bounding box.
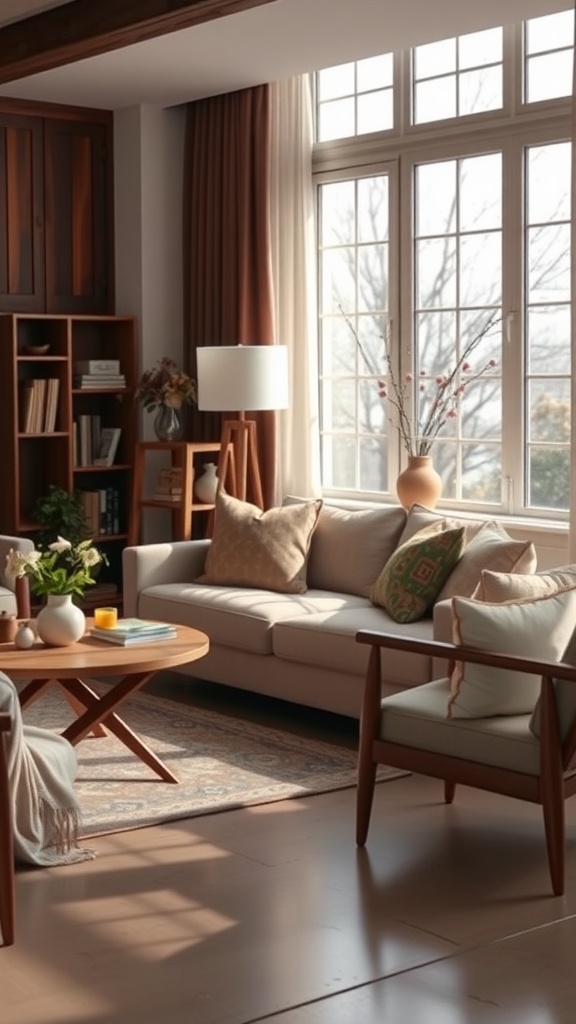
[313,18,572,522]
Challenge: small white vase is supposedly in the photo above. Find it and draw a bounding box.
[36,594,86,647]
[194,462,219,504]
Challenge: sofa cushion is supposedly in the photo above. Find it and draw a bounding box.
[370,525,465,623]
[273,604,434,684]
[437,523,537,601]
[197,493,322,594]
[380,679,539,775]
[306,504,407,597]
[448,588,576,719]
[137,582,365,655]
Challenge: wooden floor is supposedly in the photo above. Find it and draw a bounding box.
[3,678,576,1024]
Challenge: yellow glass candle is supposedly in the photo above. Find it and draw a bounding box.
[94,607,118,629]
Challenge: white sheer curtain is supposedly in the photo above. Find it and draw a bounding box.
[269,75,322,504]
[565,34,569,561]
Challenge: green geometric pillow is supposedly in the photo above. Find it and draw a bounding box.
[370,524,465,623]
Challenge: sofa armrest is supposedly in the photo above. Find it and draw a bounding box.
[122,540,211,617]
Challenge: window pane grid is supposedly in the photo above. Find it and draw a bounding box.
[314,10,572,517]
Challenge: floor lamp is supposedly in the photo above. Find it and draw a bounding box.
[196,345,289,508]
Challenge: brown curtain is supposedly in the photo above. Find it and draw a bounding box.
[183,84,277,508]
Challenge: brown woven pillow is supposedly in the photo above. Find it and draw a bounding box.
[196,493,322,594]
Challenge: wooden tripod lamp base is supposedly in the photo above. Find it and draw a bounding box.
[216,415,264,508]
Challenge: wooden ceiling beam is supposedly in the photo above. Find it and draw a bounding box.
[0,0,277,84]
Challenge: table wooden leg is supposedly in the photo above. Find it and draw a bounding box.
[18,678,106,738]
[58,676,179,784]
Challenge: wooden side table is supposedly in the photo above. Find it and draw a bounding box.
[128,440,235,546]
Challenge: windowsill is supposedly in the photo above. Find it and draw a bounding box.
[320,493,569,536]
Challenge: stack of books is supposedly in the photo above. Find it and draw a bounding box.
[153,467,183,502]
[73,358,126,389]
[90,617,177,646]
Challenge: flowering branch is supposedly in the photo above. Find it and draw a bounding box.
[344,307,500,457]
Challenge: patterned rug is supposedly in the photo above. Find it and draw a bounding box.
[20,680,406,838]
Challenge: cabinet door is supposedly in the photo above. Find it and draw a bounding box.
[0,114,45,312]
[44,119,113,314]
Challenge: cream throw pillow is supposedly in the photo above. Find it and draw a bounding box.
[306,504,407,597]
[437,523,536,601]
[448,587,576,719]
[197,493,322,594]
[474,566,576,604]
[396,503,487,548]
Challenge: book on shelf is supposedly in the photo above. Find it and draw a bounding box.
[73,375,126,388]
[74,359,121,375]
[77,414,92,465]
[94,427,121,466]
[43,378,60,433]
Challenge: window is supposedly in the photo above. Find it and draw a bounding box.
[316,54,394,142]
[315,9,573,518]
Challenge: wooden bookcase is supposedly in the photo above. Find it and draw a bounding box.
[0,313,137,609]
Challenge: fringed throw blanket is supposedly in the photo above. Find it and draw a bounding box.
[0,672,95,865]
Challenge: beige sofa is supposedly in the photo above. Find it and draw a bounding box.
[122,501,539,719]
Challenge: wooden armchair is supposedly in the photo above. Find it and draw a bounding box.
[355,631,576,896]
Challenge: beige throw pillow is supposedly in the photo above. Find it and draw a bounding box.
[436,523,536,601]
[474,565,576,604]
[306,504,407,596]
[197,493,322,594]
[448,587,576,719]
[396,503,487,548]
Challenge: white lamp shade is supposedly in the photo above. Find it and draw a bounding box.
[197,345,289,412]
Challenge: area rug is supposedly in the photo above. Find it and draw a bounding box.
[19,681,407,839]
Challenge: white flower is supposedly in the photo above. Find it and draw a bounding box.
[49,537,72,554]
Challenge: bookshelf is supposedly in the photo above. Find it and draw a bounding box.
[0,313,137,609]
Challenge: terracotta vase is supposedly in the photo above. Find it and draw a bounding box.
[396,455,442,510]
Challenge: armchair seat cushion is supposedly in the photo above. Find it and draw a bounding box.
[380,679,539,774]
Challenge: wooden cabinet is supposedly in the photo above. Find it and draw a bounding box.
[0,313,137,607]
[0,102,113,315]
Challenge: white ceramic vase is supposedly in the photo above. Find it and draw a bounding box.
[36,594,86,647]
[194,462,219,504]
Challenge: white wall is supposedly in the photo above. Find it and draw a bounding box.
[114,103,187,542]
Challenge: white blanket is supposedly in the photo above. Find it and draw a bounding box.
[0,672,95,865]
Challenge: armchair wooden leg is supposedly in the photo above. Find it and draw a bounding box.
[540,678,565,896]
[356,646,382,846]
[444,781,456,804]
[0,717,14,946]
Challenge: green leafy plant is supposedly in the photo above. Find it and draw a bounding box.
[6,537,108,600]
[33,485,90,549]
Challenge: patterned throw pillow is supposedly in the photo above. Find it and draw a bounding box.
[196,493,322,594]
[370,524,465,624]
[448,587,576,719]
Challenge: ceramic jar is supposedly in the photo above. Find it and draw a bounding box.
[15,621,35,649]
[396,455,442,510]
[194,462,219,504]
[35,594,86,647]
[0,612,17,644]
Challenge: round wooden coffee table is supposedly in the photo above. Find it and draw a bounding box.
[0,621,209,784]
